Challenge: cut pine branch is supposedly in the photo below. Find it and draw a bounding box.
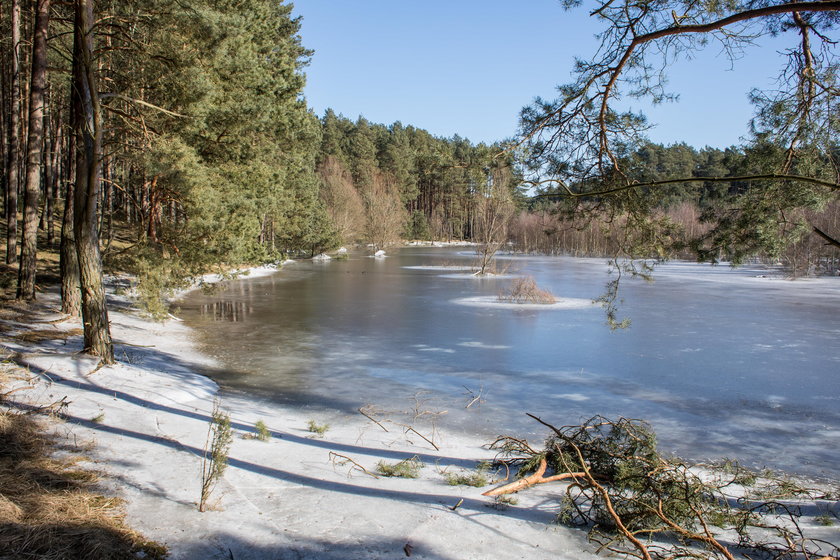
[482,457,585,497]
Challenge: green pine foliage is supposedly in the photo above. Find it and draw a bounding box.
[199,402,233,512]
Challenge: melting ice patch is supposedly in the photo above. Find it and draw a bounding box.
[452,295,596,310]
[402,265,477,271]
[554,393,591,402]
[439,273,519,280]
[412,344,456,354]
[458,341,512,350]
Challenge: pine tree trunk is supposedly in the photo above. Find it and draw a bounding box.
[72,0,113,362]
[46,112,61,245]
[38,106,53,237]
[17,0,50,301]
[60,123,81,317]
[6,0,21,265]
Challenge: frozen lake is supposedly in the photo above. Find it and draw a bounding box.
[179,247,840,480]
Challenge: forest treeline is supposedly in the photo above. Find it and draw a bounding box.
[514,141,840,275]
[1,0,837,359]
[0,0,521,279]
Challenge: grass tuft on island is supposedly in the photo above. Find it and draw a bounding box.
[497,276,556,305]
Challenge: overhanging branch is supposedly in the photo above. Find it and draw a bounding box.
[812,225,840,249]
[531,173,840,199]
[597,1,840,172]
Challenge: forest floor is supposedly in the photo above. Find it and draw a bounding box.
[0,265,601,559]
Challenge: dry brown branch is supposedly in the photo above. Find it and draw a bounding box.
[329,452,380,479]
[463,385,485,409]
[403,426,439,451]
[15,328,83,344]
[0,385,33,399]
[25,396,70,417]
[482,456,585,496]
[358,405,389,432]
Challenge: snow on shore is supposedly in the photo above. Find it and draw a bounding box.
[1,282,597,560]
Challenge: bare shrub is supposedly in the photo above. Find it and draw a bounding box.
[318,156,366,244]
[498,276,556,304]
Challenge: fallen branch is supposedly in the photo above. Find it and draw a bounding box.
[25,396,70,416]
[358,405,389,432]
[0,385,33,399]
[482,457,584,496]
[463,385,485,409]
[404,426,439,451]
[329,451,380,479]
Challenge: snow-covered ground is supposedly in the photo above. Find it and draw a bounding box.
[1,282,598,560]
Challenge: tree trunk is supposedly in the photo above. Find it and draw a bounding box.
[5,0,21,265]
[60,123,81,317]
[72,0,113,363]
[17,0,51,301]
[46,111,61,245]
[38,104,54,239]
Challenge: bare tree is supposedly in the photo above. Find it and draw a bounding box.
[363,171,407,252]
[318,155,366,244]
[474,167,515,275]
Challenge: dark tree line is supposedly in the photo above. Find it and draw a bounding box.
[1,0,329,361]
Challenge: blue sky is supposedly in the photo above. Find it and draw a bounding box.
[292,1,791,149]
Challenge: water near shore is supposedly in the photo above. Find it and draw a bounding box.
[179,248,840,479]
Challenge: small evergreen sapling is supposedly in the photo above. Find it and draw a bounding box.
[254,419,271,441]
[199,401,233,512]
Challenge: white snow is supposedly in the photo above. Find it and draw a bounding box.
[457,341,512,350]
[402,265,477,271]
[452,295,597,310]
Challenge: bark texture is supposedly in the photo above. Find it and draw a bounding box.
[72,0,113,362]
[17,0,51,300]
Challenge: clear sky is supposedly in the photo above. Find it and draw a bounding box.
[291,1,792,149]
